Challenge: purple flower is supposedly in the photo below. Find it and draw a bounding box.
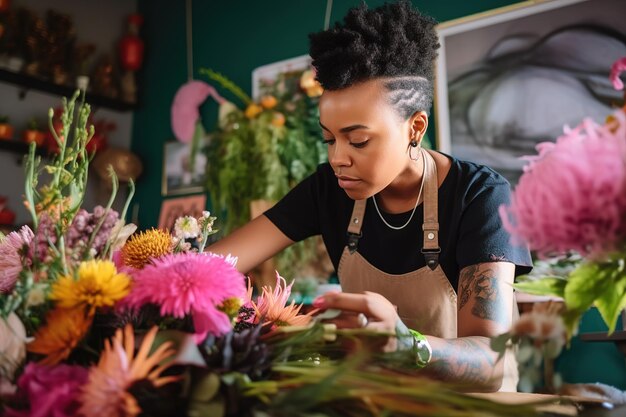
[500,110,626,258]
[4,362,88,417]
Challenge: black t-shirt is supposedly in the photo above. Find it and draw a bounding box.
[264,154,532,291]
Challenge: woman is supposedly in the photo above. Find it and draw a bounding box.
[209,1,532,392]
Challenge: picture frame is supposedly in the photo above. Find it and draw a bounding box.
[251,54,311,100]
[434,0,626,183]
[161,140,208,196]
[158,194,207,232]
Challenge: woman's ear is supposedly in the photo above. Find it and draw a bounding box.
[409,111,429,144]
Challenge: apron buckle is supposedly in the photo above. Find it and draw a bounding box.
[347,231,362,254]
[421,247,441,270]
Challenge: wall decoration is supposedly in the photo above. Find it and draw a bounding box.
[434,0,626,183]
[251,54,312,100]
[162,140,207,196]
[157,193,206,232]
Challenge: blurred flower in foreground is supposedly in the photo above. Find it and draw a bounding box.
[79,325,179,417]
[4,362,88,417]
[27,307,92,365]
[500,110,626,259]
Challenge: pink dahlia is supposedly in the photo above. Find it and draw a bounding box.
[500,110,626,258]
[4,362,88,417]
[0,226,33,293]
[123,252,245,341]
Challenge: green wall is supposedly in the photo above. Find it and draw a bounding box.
[132,0,525,229]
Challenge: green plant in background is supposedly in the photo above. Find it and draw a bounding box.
[201,68,328,280]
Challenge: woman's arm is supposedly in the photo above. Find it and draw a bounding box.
[419,262,515,391]
[207,214,294,274]
[315,261,515,392]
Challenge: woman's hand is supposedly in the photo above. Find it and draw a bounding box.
[312,291,404,352]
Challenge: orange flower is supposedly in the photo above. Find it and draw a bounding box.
[300,69,324,98]
[271,112,286,127]
[27,307,92,365]
[260,95,278,109]
[79,325,179,417]
[252,273,316,328]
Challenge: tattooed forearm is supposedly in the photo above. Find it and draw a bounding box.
[424,336,500,391]
[458,265,507,326]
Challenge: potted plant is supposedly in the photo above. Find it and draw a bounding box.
[21,117,45,146]
[0,115,13,140]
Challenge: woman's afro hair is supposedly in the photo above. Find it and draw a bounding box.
[309,1,440,91]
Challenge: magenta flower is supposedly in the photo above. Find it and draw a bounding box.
[4,362,88,417]
[500,110,626,258]
[0,226,33,293]
[122,252,246,341]
[610,57,626,91]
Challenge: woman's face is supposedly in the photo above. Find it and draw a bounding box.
[319,78,415,200]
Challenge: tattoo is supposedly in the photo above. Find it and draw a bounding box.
[426,337,498,389]
[457,264,478,310]
[458,265,507,327]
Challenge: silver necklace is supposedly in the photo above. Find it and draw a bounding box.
[372,159,426,231]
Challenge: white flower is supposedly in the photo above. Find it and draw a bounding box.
[110,220,138,252]
[202,211,211,219]
[0,313,28,379]
[25,285,46,308]
[174,216,200,240]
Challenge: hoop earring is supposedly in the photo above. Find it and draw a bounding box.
[409,139,420,161]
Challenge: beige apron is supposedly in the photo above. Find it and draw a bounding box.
[337,149,518,392]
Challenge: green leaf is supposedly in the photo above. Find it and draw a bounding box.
[513,277,566,298]
[564,263,610,313]
[490,332,511,355]
[595,268,626,335]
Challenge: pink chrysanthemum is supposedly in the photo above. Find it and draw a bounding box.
[0,226,33,293]
[252,272,316,328]
[4,362,88,417]
[500,110,626,258]
[122,252,245,341]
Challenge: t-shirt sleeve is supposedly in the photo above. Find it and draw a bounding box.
[263,168,322,242]
[456,182,533,277]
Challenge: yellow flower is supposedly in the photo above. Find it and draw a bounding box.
[121,228,172,269]
[27,307,92,365]
[79,325,179,417]
[244,103,263,119]
[50,260,130,312]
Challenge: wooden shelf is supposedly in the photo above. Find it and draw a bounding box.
[0,140,47,158]
[0,68,138,112]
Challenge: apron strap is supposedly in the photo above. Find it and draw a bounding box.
[421,149,441,270]
[347,199,366,254]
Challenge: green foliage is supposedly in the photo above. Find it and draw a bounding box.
[203,68,328,280]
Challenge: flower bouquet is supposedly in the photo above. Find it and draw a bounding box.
[0,93,547,416]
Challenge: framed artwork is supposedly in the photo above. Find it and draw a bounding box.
[161,140,208,196]
[434,0,626,183]
[158,194,207,232]
[251,54,311,100]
